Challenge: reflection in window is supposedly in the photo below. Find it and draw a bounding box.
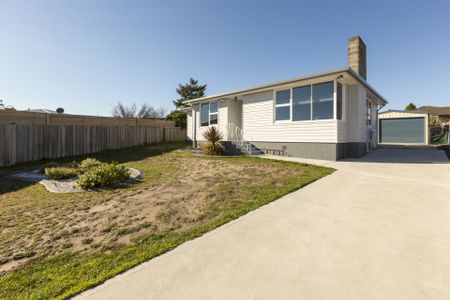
[275,90,291,121]
[200,102,219,126]
[201,103,209,126]
[312,82,334,120]
[293,86,311,121]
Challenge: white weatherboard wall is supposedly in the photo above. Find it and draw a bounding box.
[242,90,338,143]
[227,99,242,128]
[187,110,193,141]
[346,85,367,143]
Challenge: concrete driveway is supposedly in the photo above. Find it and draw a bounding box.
[76,148,450,300]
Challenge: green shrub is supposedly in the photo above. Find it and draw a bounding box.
[38,162,59,173]
[78,158,102,173]
[77,162,130,190]
[201,126,224,155]
[45,167,79,180]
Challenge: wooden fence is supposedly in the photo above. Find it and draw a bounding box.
[0,110,175,127]
[0,125,187,167]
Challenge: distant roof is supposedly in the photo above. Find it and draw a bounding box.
[379,109,429,115]
[25,109,60,114]
[183,67,388,105]
[418,106,450,116]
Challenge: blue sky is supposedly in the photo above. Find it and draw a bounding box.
[1,0,449,116]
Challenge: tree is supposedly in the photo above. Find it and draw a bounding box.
[0,99,15,111]
[166,110,187,128]
[173,78,207,108]
[405,102,417,111]
[112,102,166,118]
[167,78,207,129]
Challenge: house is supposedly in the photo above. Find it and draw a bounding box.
[378,110,429,145]
[184,36,388,160]
[418,106,450,125]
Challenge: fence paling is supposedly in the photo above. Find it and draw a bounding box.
[0,124,186,167]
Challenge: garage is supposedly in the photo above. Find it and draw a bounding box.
[379,110,429,145]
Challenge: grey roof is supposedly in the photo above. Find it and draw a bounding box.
[184,67,388,105]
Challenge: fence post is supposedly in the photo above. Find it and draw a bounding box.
[162,127,165,143]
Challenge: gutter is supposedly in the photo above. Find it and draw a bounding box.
[183,67,388,106]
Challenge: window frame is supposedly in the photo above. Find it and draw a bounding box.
[366,99,372,127]
[200,101,219,127]
[273,80,339,123]
[274,89,292,122]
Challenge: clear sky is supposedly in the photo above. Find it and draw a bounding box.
[1,0,449,116]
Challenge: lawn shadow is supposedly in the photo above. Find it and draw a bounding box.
[0,142,189,195]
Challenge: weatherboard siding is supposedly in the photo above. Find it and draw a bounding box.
[242,90,338,143]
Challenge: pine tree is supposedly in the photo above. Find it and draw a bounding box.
[405,102,417,111]
[173,78,207,108]
[167,78,207,128]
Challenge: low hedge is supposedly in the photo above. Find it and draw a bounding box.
[77,162,130,190]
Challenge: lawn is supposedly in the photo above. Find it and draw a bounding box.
[0,143,334,299]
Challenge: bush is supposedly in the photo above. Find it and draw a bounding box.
[201,126,224,155]
[78,158,102,173]
[77,162,130,190]
[38,162,59,174]
[45,167,79,180]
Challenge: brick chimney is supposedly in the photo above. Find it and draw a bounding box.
[348,36,367,79]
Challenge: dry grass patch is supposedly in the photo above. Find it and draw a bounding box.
[0,143,334,299]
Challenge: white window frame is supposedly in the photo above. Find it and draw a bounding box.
[273,80,338,123]
[274,89,292,123]
[200,101,219,127]
[366,99,372,128]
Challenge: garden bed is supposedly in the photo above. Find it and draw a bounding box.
[8,167,142,193]
[0,142,334,299]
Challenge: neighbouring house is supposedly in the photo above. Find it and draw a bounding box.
[378,110,429,145]
[418,106,450,125]
[184,36,388,160]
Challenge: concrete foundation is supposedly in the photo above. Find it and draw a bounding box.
[250,141,367,161]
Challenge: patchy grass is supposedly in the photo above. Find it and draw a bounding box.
[0,143,334,299]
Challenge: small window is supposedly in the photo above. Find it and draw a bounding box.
[210,102,218,113]
[200,102,219,126]
[293,86,311,121]
[312,82,334,120]
[276,90,290,105]
[366,100,372,127]
[337,83,342,120]
[275,89,291,121]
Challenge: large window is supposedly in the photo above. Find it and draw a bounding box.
[312,82,334,120]
[200,102,218,126]
[293,86,311,121]
[275,81,336,122]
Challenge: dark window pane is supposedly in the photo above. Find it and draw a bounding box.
[275,106,290,121]
[276,90,290,105]
[201,103,209,126]
[312,82,334,120]
[210,114,218,125]
[210,102,218,113]
[337,83,342,120]
[292,86,311,121]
